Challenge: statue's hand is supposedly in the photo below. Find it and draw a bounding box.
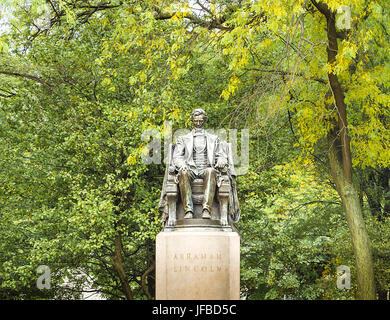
[215,158,228,170]
[178,164,188,172]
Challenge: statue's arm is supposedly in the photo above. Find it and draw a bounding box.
[172,136,186,169]
[215,138,228,169]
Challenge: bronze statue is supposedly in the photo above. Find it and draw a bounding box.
[159,109,240,229]
[173,109,228,219]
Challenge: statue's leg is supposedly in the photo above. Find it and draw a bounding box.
[201,167,216,219]
[178,169,194,218]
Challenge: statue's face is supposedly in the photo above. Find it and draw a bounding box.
[192,115,205,129]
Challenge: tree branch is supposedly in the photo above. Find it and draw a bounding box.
[0,88,16,98]
[246,68,327,84]
[0,70,52,88]
[153,6,233,31]
[141,262,155,300]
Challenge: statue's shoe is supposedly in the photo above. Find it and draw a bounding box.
[202,210,211,219]
[184,211,193,219]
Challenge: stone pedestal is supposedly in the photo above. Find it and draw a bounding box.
[156,230,240,300]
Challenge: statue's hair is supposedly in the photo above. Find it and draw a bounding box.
[190,108,207,121]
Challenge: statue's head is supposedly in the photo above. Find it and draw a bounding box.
[190,109,207,129]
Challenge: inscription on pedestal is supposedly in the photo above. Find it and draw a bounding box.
[156,231,240,300]
[172,252,223,273]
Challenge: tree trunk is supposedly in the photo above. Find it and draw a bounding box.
[141,262,155,300]
[311,0,376,299]
[112,233,133,300]
[328,138,376,299]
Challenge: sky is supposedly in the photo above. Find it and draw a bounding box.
[0,3,13,34]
